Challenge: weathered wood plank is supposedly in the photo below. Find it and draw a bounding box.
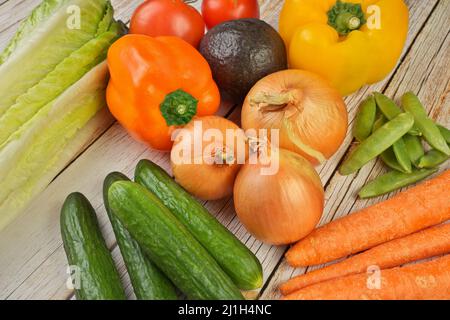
[0,0,39,32]
[261,0,449,300]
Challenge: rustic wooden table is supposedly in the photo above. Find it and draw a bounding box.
[0,0,448,300]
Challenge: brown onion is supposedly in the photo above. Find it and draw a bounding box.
[171,116,247,200]
[242,69,348,165]
[233,148,324,245]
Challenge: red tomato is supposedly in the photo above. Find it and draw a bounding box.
[130,0,205,48]
[201,0,260,29]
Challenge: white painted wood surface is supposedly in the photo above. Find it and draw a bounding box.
[0,0,448,300]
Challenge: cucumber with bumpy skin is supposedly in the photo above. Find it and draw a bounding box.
[108,181,244,300]
[135,159,263,290]
[60,192,125,300]
[103,172,178,300]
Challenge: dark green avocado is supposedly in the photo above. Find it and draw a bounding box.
[199,18,287,102]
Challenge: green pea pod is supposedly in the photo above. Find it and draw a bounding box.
[372,116,403,172]
[372,116,407,172]
[402,92,450,156]
[373,108,413,173]
[418,150,450,169]
[403,134,425,167]
[374,92,421,136]
[372,116,402,172]
[340,113,415,175]
[359,168,438,199]
[379,148,409,172]
[437,125,450,144]
[392,138,412,173]
[354,95,377,142]
[372,114,386,132]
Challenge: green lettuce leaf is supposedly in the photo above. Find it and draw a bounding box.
[0,0,111,116]
[0,62,109,228]
[0,0,71,65]
[0,29,119,147]
[96,1,114,36]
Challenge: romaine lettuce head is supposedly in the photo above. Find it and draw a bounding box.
[0,29,120,147]
[0,0,112,116]
[0,0,124,229]
[0,62,110,229]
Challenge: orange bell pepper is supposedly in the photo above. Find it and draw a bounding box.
[107,34,220,151]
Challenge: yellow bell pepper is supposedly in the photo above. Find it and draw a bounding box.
[279,0,409,95]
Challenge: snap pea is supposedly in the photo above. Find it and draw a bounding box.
[374,92,421,136]
[340,113,414,175]
[373,113,411,173]
[418,149,450,169]
[371,114,386,132]
[358,168,438,199]
[373,115,404,172]
[380,148,409,173]
[354,95,377,142]
[402,92,450,156]
[392,138,412,173]
[372,117,405,172]
[403,134,425,167]
[437,125,450,144]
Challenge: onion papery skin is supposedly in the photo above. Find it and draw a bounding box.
[171,116,246,201]
[242,69,348,165]
[233,148,324,245]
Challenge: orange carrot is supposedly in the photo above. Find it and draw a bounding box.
[286,170,450,267]
[281,223,450,295]
[283,255,450,300]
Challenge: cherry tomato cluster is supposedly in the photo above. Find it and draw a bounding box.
[130,0,260,47]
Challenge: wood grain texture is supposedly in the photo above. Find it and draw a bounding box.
[0,0,448,300]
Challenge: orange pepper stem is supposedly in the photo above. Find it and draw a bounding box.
[328,0,366,36]
[160,89,198,126]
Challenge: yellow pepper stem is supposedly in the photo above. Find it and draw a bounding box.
[337,12,361,31]
[328,0,366,36]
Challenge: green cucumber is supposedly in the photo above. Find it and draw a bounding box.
[60,193,126,300]
[108,181,244,300]
[135,159,263,290]
[103,172,178,300]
